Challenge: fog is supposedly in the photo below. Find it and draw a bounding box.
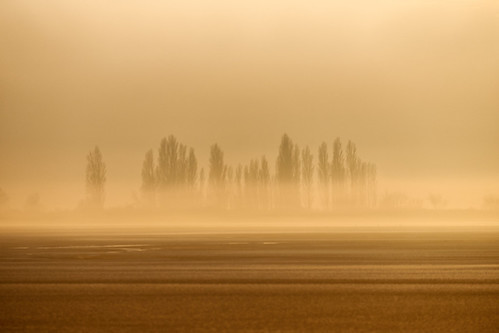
[1,0,498,210]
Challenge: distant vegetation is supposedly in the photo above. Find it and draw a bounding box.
[1,136,497,213]
[84,146,107,210]
[130,133,377,211]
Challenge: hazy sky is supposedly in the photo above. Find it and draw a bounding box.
[1,0,498,208]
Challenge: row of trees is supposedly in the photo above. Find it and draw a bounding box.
[133,134,377,210]
[6,142,492,211]
[141,135,199,207]
[84,134,377,210]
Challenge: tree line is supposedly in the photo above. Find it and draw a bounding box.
[85,134,377,210]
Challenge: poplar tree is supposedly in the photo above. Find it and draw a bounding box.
[86,146,106,209]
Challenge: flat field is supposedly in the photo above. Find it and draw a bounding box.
[1,227,498,332]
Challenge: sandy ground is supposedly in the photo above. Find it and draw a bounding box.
[0,230,498,332]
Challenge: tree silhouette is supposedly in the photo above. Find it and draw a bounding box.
[209,144,225,185]
[331,138,346,207]
[301,146,313,209]
[157,135,178,190]
[276,134,295,183]
[367,162,377,208]
[199,168,205,199]
[177,143,187,185]
[239,156,272,210]
[226,166,234,208]
[244,160,257,209]
[141,149,156,206]
[276,134,301,207]
[293,144,301,185]
[138,133,377,211]
[209,144,227,207]
[154,136,200,207]
[86,146,106,209]
[358,160,367,207]
[186,148,198,189]
[346,140,358,206]
[317,142,330,209]
[234,164,243,208]
[259,156,271,209]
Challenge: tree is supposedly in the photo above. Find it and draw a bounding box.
[186,148,198,189]
[176,143,188,186]
[259,156,271,209]
[293,144,301,185]
[141,149,156,206]
[209,144,227,207]
[157,135,179,190]
[317,142,329,209]
[154,136,199,207]
[234,164,243,208]
[358,160,367,207]
[244,160,257,209]
[276,134,300,207]
[331,138,346,207]
[137,134,378,211]
[86,146,106,209]
[199,168,205,199]
[367,163,377,208]
[276,134,296,184]
[225,166,234,208]
[301,146,313,209]
[209,144,225,186]
[346,140,358,206]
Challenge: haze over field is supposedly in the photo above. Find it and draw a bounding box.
[1,3,499,333]
[1,0,498,210]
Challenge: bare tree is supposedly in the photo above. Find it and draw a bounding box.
[301,146,313,209]
[157,135,179,190]
[177,143,188,186]
[317,142,329,209]
[226,166,234,209]
[209,144,227,207]
[331,138,346,208]
[276,134,300,208]
[86,146,106,209]
[346,140,358,206]
[358,160,367,207]
[154,136,200,207]
[199,168,205,200]
[244,159,259,209]
[293,144,301,185]
[234,164,243,208]
[209,144,225,186]
[276,134,295,184]
[259,156,271,209]
[141,149,156,206]
[186,148,198,189]
[367,163,377,208]
[138,134,377,212]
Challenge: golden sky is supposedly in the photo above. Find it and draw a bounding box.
[1,0,498,208]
